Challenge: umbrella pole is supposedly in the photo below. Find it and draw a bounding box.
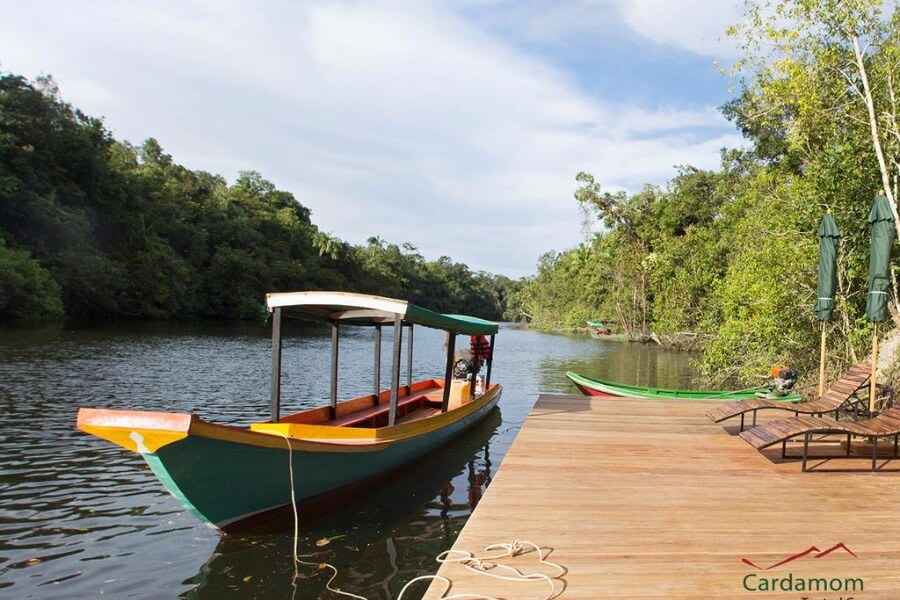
[818,322,827,398]
[870,324,879,414]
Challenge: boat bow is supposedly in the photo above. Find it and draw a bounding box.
[77,408,195,453]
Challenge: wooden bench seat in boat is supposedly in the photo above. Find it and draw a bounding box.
[274,378,483,429]
[395,406,441,424]
[331,390,442,428]
[278,379,446,427]
[333,382,483,427]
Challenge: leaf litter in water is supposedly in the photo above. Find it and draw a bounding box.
[315,534,346,547]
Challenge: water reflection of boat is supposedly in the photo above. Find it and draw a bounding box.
[565,370,801,402]
[76,292,502,532]
[185,409,502,599]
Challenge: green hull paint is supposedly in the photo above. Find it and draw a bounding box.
[144,394,500,530]
[565,370,801,402]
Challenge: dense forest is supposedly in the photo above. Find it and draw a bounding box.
[508,0,900,381]
[0,74,518,322]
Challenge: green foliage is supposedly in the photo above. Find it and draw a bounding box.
[0,236,64,320]
[508,245,607,329]
[517,156,879,381]
[518,166,740,336]
[699,172,819,379]
[0,72,509,322]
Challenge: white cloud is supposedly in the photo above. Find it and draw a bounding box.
[0,0,739,277]
[614,0,742,58]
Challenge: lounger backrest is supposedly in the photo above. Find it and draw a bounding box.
[818,363,871,408]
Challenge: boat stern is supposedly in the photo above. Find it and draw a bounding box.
[76,408,195,454]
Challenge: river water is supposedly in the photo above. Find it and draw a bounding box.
[0,321,695,599]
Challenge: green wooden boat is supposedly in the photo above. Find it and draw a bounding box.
[565,370,802,402]
[77,292,502,532]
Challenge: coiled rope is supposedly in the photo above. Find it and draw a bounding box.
[396,539,566,600]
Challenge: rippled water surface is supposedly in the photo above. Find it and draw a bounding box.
[0,321,695,598]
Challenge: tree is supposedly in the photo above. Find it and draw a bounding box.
[0,236,64,320]
[729,0,900,237]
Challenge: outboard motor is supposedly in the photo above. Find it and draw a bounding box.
[453,348,474,378]
[769,366,798,396]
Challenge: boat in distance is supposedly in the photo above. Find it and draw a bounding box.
[76,291,502,532]
[585,320,648,342]
[565,370,801,402]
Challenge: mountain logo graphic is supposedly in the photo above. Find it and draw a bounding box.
[741,543,857,570]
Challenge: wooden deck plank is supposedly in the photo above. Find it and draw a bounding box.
[422,394,900,598]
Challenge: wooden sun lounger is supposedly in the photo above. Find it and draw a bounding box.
[705,363,871,430]
[740,406,900,471]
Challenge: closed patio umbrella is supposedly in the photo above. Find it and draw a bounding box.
[815,212,840,397]
[866,194,895,412]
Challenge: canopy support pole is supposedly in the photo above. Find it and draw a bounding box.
[269,307,283,423]
[485,334,496,390]
[870,324,879,414]
[330,322,340,420]
[818,322,827,398]
[388,315,402,426]
[469,336,477,402]
[373,324,381,405]
[441,333,456,413]
[406,324,414,394]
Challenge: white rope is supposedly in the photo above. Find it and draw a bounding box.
[276,433,368,600]
[320,563,368,600]
[397,574,497,600]
[397,540,565,600]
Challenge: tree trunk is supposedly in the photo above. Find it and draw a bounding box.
[852,34,900,241]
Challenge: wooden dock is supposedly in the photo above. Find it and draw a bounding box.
[422,394,900,598]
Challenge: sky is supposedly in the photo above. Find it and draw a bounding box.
[0,0,746,277]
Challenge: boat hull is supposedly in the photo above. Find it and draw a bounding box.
[78,385,501,531]
[565,371,800,402]
[570,379,623,398]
